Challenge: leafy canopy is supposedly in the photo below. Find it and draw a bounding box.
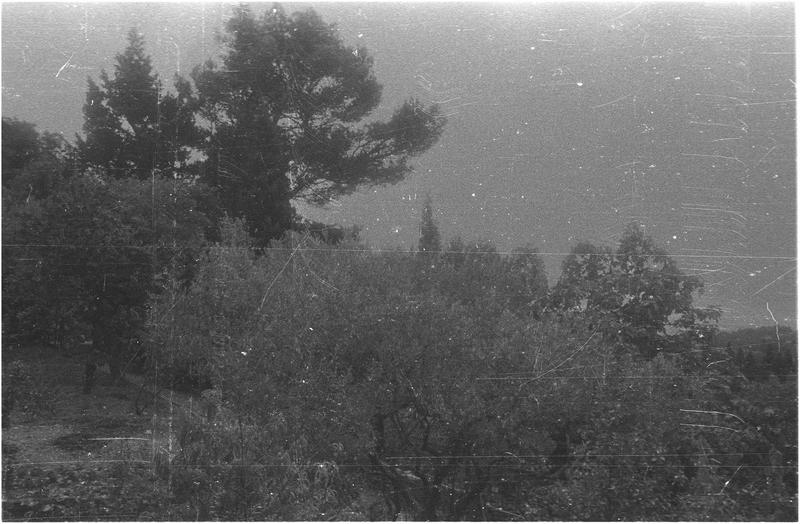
[193,5,445,245]
[3,126,210,370]
[552,224,720,356]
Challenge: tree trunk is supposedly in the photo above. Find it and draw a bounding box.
[83,360,97,394]
[92,318,124,383]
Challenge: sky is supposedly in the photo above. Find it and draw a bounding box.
[2,2,796,329]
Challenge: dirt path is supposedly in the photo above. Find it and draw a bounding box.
[1,346,199,520]
[2,348,189,465]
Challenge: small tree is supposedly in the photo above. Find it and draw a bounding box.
[2,117,73,195]
[3,121,77,347]
[552,224,720,357]
[550,241,614,311]
[2,118,41,177]
[414,195,442,291]
[3,163,210,384]
[418,194,441,254]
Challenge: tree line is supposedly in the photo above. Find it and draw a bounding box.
[4,4,443,377]
[142,214,794,520]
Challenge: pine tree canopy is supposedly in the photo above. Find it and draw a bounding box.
[192,5,445,245]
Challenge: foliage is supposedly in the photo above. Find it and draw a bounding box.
[551,223,721,357]
[412,195,549,319]
[3,164,210,375]
[144,218,797,520]
[3,463,166,521]
[418,194,441,254]
[3,9,794,518]
[2,117,73,199]
[426,237,548,318]
[294,218,361,246]
[2,132,82,348]
[1,360,47,427]
[717,325,797,382]
[502,245,550,316]
[77,29,199,180]
[2,118,41,179]
[6,1,445,361]
[192,5,445,245]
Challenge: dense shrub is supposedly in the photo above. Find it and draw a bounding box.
[3,166,210,381]
[147,220,795,520]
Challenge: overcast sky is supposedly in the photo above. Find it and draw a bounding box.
[2,2,796,329]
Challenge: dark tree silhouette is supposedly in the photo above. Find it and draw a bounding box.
[78,29,198,179]
[192,5,445,245]
[418,194,441,254]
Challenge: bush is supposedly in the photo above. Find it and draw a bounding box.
[1,360,50,426]
[148,220,796,520]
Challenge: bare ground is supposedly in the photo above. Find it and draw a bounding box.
[2,346,197,520]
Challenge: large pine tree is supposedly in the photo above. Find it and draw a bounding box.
[193,5,445,246]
